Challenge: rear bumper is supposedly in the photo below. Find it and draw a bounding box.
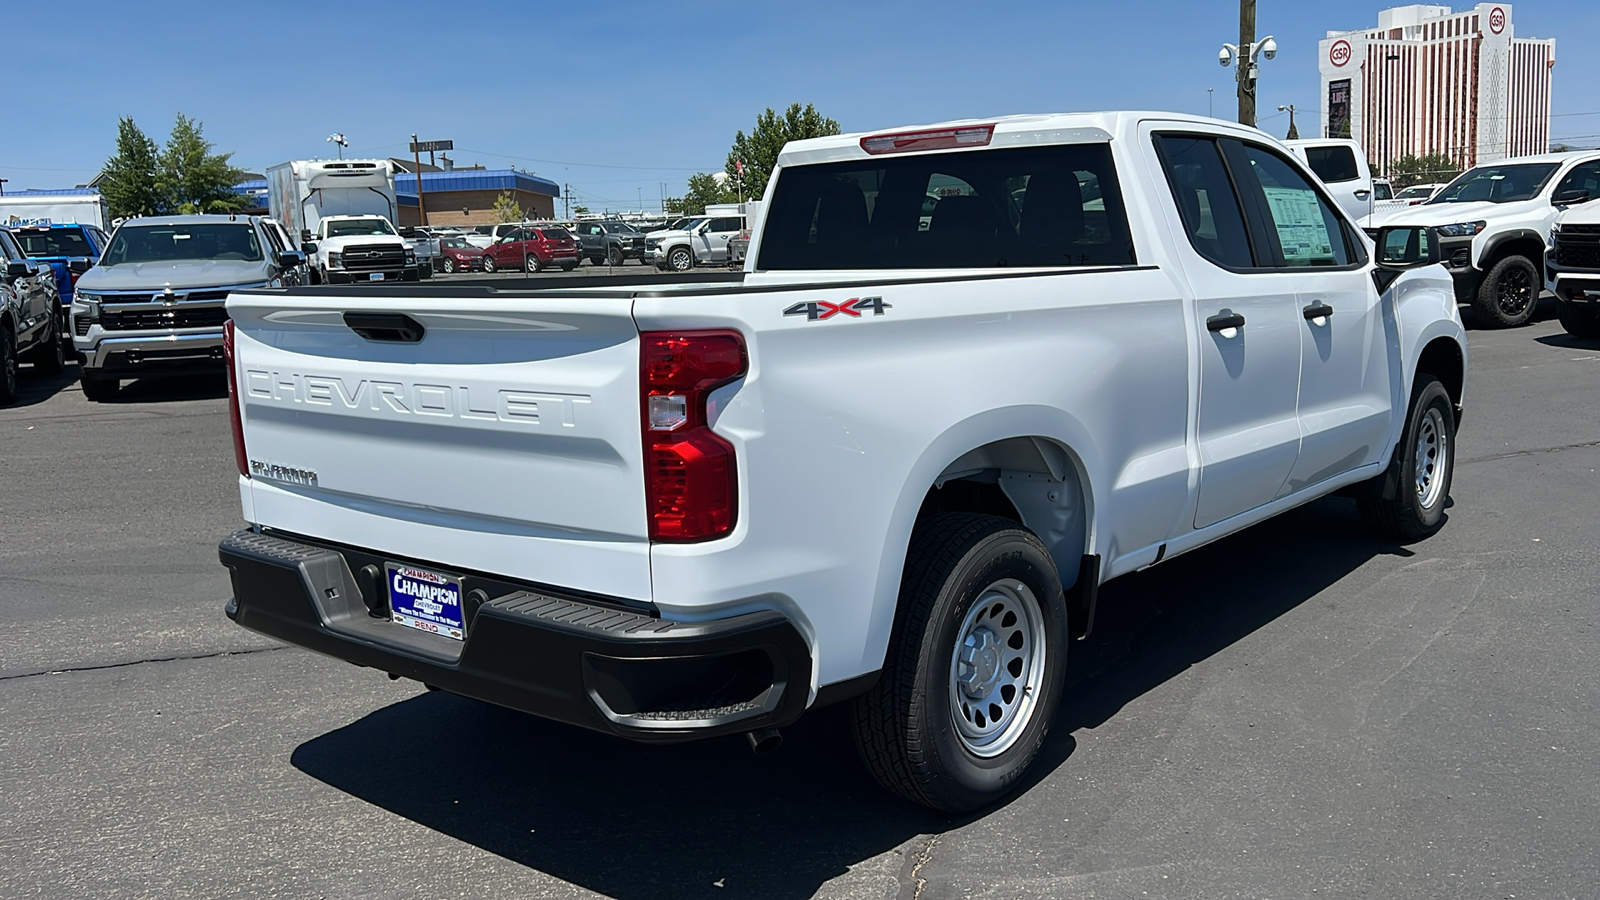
[219,529,813,743]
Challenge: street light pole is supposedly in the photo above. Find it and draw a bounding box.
[1278,104,1298,140]
[1208,88,1215,119]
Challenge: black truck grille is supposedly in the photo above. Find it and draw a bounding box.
[102,306,229,331]
[1555,232,1600,269]
[340,244,407,272]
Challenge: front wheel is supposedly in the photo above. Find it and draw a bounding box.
[851,513,1068,811]
[0,326,18,405]
[1556,299,1600,338]
[1472,255,1540,328]
[607,245,623,266]
[32,311,66,375]
[1358,374,1455,540]
[482,255,497,273]
[441,257,456,274]
[667,247,693,272]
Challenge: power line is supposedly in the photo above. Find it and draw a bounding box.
[454,148,714,172]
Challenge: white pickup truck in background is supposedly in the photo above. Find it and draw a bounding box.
[219,112,1466,811]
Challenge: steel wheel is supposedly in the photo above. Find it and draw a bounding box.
[1414,406,1448,510]
[948,578,1048,758]
[1496,265,1534,318]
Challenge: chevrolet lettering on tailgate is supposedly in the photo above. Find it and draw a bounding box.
[243,370,591,427]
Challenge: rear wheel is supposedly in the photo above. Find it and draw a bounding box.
[851,513,1068,811]
[1556,300,1600,338]
[482,255,498,273]
[32,312,66,375]
[525,255,543,273]
[1472,254,1540,328]
[81,373,119,402]
[1357,374,1455,541]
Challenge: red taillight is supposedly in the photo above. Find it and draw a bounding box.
[861,123,994,155]
[224,319,249,478]
[640,330,747,542]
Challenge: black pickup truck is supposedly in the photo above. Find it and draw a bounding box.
[0,226,67,405]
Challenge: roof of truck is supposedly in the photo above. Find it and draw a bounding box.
[116,215,262,227]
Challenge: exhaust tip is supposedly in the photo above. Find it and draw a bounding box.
[745,727,783,754]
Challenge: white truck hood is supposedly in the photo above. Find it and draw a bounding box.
[317,234,410,253]
[1554,197,1600,226]
[1367,199,1534,230]
[79,258,270,291]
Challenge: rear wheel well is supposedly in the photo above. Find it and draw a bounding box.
[1416,337,1464,412]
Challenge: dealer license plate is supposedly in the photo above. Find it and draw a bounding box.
[386,563,465,641]
[369,272,385,281]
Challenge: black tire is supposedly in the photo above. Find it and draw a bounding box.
[589,256,605,266]
[0,325,17,406]
[441,257,456,274]
[1357,374,1455,541]
[560,263,576,272]
[81,373,119,402]
[668,246,694,272]
[482,255,497,273]
[850,513,1068,812]
[525,255,542,273]
[308,267,323,286]
[31,311,66,375]
[1556,300,1600,339]
[1471,254,1540,328]
[607,245,624,266]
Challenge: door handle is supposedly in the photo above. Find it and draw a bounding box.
[1302,301,1335,320]
[1353,189,1372,199]
[1206,310,1246,332]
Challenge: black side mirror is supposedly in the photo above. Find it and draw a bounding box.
[1553,188,1590,207]
[1372,225,1441,291]
[68,258,94,275]
[300,229,313,244]
[300,241,318,254]
[5,260,32,278]
[276,250,306,269]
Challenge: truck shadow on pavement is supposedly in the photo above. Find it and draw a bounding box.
[5,364,80,408]
[105,373,228,403]
[291,495,1420,899]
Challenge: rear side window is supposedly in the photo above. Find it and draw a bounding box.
[1303,145,1360,184]
[1153,135,1255,269]
[757,143,1136,270]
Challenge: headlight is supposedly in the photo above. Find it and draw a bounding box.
[1436,221,1486,237]
[405,250,417,263]
[327,252,343,269]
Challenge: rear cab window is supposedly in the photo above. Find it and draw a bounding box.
[757,143,1136,270]
[14,227,93,258]
[1304,145,1361,184]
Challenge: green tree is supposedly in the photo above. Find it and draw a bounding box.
[156,115,247,213]
[99,117,164,218]
[1389,154,1461,189]
[572,205,590,216]
[722,103,841,201]
[676,173,735,215]
[491,190,525,223]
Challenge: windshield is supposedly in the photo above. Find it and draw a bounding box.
[325,218,396,237]
[1396,186,1433,200]
[676,218,708,232]
[442,237,475,249]
[604,222,639,233]
[102,223,263,265]
[1428,163,1559,204]
[13,227,93,257]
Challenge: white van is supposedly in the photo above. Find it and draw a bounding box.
[1285,139,1379,224]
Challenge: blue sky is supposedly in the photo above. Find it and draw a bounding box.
[3,0,1596,212]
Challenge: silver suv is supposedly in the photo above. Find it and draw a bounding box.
[70,215,305,401]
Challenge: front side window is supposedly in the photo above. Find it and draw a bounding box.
[758,143,1136,270]
[1303,145,1360,184]
[1234,144,1355,268]
[1154,135,1255,269]
[1429,163,1560,204]
[0,231,26,262]
[101,223,264,265]
[1552,160,1600,202]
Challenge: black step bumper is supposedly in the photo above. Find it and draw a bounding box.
[219,529,812,742]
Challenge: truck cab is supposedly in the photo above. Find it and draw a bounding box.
[304,215,422,284]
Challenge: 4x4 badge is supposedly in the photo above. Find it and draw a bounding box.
[783,296,890,321]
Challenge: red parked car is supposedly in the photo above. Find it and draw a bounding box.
[481,226,580,273]
[438,236,485,274]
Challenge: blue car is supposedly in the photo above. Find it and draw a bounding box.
[10,222,111,322]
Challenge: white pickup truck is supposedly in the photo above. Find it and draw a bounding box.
[218,112,1467,811]
[304,215,428,285]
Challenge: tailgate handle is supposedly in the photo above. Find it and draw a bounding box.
[343,312,425,343]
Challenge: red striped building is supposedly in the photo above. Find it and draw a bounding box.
[1318,4,1555,178]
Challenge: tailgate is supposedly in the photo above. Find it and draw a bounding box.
[227,289,651,601]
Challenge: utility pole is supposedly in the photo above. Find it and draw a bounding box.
[562,183,571,219]
[1238,0,1256,127]
[412,134,427,226]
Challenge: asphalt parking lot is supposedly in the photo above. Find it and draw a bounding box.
[1,298,1595,899]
